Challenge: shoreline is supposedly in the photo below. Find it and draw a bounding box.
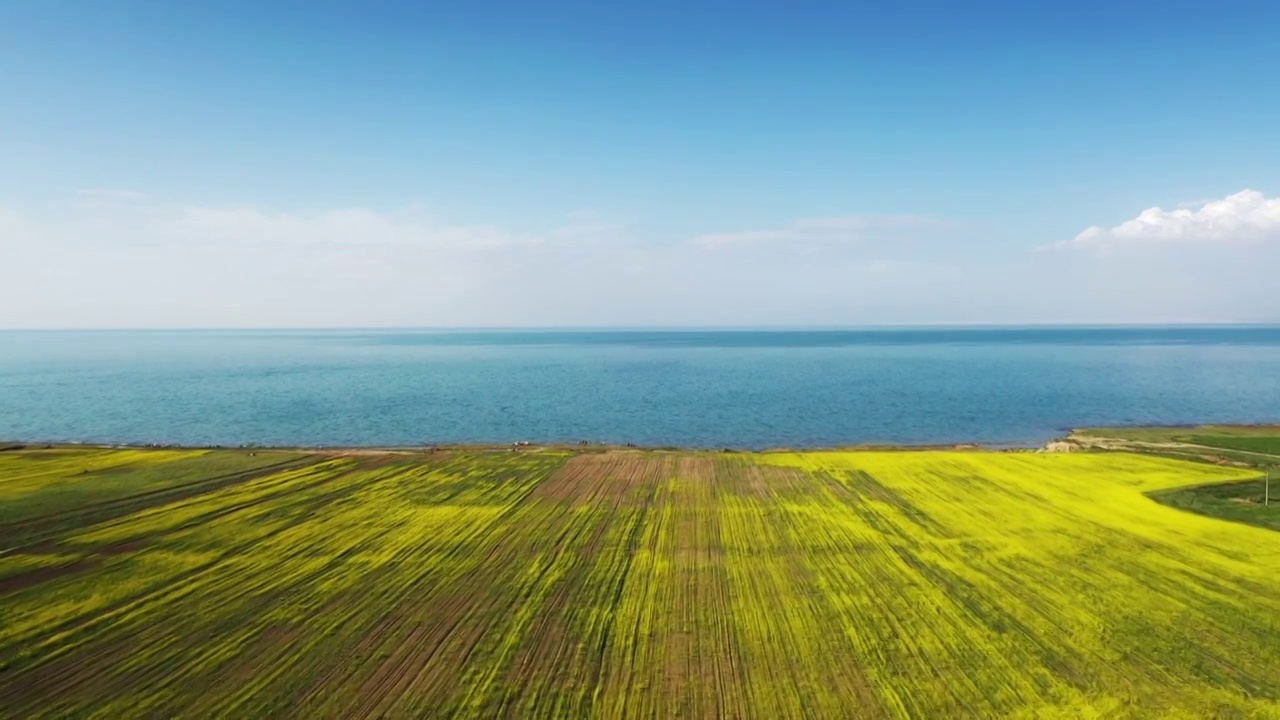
[0,439,1026,455]
[5,423,1280,461]
[3,423,1275,455]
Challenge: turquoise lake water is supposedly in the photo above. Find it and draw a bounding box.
[2,327,1279,448]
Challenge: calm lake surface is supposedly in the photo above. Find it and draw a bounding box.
[2,327,1280,448]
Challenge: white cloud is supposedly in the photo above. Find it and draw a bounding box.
[163,205,546,249]
[32,194,562,250]
[76,188,150,205]
[692,215,935,248]
[1063,189,1280,251]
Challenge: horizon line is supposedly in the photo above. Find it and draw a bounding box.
[3,321,1280,333]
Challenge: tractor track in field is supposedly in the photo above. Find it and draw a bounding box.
[0,459,391,674]
[0,455,324,550]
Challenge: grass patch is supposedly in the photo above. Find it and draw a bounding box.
[1177,434,1280,455]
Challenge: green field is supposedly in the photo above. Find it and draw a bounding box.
[1074,425,1280,462]
[4,446,1280,718]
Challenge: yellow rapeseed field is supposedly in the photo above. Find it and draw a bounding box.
[2,446,1278,718]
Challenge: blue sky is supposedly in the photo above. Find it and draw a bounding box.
[2,1,1279,327]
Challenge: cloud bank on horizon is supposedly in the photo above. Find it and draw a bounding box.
[1,188,1277,328]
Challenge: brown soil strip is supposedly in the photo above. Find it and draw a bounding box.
[0,558,99,595]
[530,451,667,505]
